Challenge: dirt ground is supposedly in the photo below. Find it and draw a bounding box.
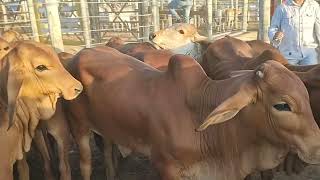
[19,133,320,180]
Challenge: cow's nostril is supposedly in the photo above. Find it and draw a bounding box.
[74,86,83,94]
[149,33,156,40]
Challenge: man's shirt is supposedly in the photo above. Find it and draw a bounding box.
[269,0,320,59]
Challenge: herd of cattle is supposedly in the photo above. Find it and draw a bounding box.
[1,23,320,180]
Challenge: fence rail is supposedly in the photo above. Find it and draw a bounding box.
[0,0,259,50]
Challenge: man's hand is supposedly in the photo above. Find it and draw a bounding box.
[274,31,284,41]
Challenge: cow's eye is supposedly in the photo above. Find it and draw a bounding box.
[179,30,185,34]
[35,65,48,72]
[273,103,291,111]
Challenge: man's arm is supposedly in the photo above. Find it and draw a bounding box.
[315,4,320,44]
[268,6,283,41]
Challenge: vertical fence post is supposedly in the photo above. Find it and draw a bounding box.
[193,0,197,26]
[207,0,213,40]
[259,0,271,41]
[212,0,217,29]
[27,0,40,41]
[235,0,238,29]
[152,0,159,32]
[21,1,28,23]
[79,0,91,48]
[231,0,234,8]
[1,3,9,30]
[138,0,149,42]
[242,0,248,32]
[88,0,100,43]
[168,14,173,27]
[33,0,46,42]
[45,0,64,51]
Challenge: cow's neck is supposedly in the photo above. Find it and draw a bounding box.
[171,42,204,62]
[190,76,287,179]
[0,54,39,156]
[0,55,9,105]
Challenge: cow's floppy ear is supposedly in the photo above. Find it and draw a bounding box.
[193,32,207,42]
[7,58,23,130]
[196,87,255,131]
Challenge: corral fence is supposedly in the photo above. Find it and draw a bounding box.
[0,0,259,51]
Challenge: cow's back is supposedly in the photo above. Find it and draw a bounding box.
[68,50,205,162]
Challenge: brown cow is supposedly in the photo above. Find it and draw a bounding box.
[201,37,320,180]
[246,39,278,57]
[105,37,175,71]
[0,37,13,60]
[0,40,82,180]
[0,30,77,180]
[65,46,320,180]
[30,51,77,180]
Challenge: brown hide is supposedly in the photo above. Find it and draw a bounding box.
[0,41,82,180]
[246,40,277,57]
[65,47,320,180]
[202,37,320,180]
[1,30,23,45]
[105,38,174,71]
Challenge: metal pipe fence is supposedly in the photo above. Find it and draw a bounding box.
[0,0,259,50]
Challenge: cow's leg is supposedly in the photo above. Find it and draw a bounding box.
[49,132,71,180]
[152,152,179,180]
[34,129,55,180]
[0,163,14,180]
[155,162,179,180]
[76,133,92,180]
[260,170,274,180]
[17,157,29,180]
[104,139,117,180]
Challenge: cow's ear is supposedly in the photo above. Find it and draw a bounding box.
[7,58,23,130]
[196,88,255,131]
[193,32,207,42]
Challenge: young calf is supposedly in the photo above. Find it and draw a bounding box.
[0,41,82,180]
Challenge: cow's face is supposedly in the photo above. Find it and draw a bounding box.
[6,41,83,126]
[0,38,12,60]
[197,61,320,165]
[149,23,206,49]
[249,62,320,165]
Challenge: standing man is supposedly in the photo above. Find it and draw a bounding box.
[168,0,193,23]
[268,0,320,65]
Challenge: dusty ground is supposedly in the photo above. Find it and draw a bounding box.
[20,132,320,180]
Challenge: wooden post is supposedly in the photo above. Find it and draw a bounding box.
[231,0,234,8]
[207,0,213,40]
[242,0,248,32]
[79,0,91,48]
[152,0,159,31]
[235,0,238,29]
[27,0,40,41]
[45,0,64,52]
[259,0,271,41]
